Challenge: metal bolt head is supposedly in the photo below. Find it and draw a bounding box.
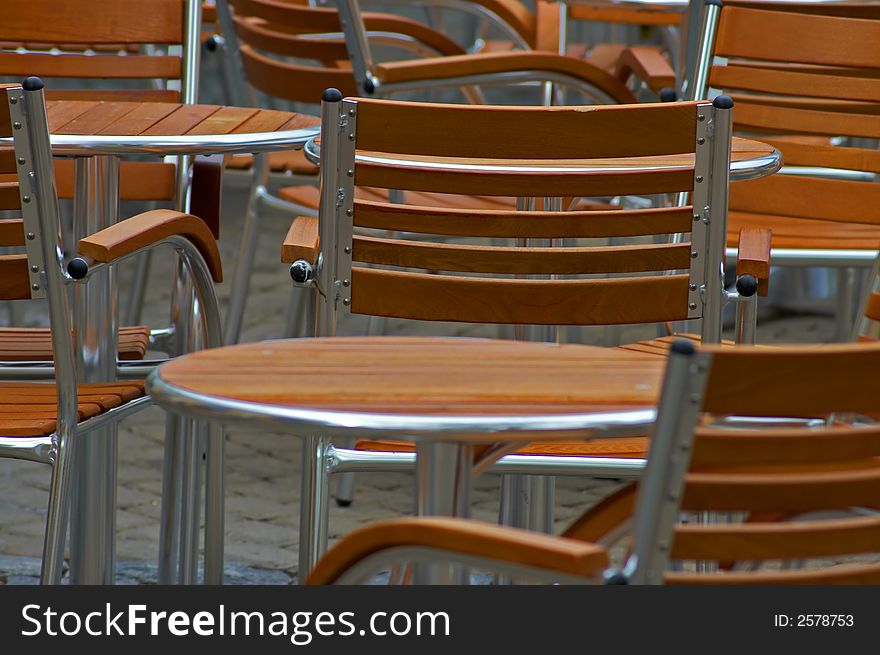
[347,169,353,177]
[17,157,25,165]
[342,279,350,287]
[31,283,40,291]
[345,209,353,216]
[693,214,699,222]
[342,298,351,306]
[22,195,30,203]
[689,283,697,291]
[31,265,39,273]
[26,232,35,240]
[691,251,698,259]
[13,121,21,130]
[697,137,705,145]
[698,114,705,121]
[695,175,704,183]
[348,133,354,141]
[348,109,355,116]
[344,246,352,254]
[9,96,17,104]
[688,302,697,310]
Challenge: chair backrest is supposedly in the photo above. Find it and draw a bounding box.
[692,1,880,234]
[314,92,735,340]
[2,80,77,414]
[662,340,880,584]
[219,0,468,106]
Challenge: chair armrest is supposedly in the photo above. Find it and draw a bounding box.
[375,52,637,103]
[455,0,536,47]
[76,209,223,283]
[736,226,772,296]
[281,216,319,264]
[614,46,676,96]
[190,154,224,239]
[362,12,467,57]
[305,517,609,585]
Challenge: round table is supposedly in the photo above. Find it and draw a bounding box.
[148,337,662,581]
[2,99,320,585]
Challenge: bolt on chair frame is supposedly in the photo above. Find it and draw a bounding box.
[1,78,222,583]
[282,90,767,573]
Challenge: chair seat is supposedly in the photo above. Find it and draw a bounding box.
[728,211,880,251]
[0,381,146,436]
[0,325,151,361]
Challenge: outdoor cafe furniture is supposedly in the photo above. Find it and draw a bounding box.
[0,78,223,584]
[304,339,880,585]
[148,92,779,580]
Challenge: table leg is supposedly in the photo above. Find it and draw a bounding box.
[69,155,120,585]
[298,434,331,581]
[414,442,474,585]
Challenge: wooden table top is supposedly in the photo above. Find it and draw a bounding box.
[45,100,319,137]
[154,336,665,416]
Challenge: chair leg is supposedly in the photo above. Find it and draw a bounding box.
[40,431,74,585]
[203,421,225,584]
[158,413,184,583]
[223,186,263,345]
[298,434,331,581]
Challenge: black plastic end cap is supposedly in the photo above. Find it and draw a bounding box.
[736,274,759,298]
[205,35,218,52]
[712,94,734,110]
[23,76,44,92]
[289,260,311,284]
[322,87,343,103]
[659,87,677,103]
[67,258,89,280]
[670,338,697,356]
[335,498,353,507]
[605,572,629,585]
[362,78,375,95]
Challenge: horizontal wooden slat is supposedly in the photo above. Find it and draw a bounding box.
[0,0,184,44]
[727,211,880,250]
[682,466,880,512]
[0,254,30,300]
[729,175,880,225]
[672,514,880,561]
[353,201,694,238]
[759,138,880,174]
[691,425,880,468]
[714,6,880,69]
[350,268,690,325]
[356,159,694,197]
[45,89,180,103]
[239,44,358,104]
[0,52,181,79]
[0,180,20,211]
[53,160,177,201]
[353,98,700,158]
[353,236,691,275]
[701,342,880,417]
[0,218,23,246]
[230,0,342,33]
[731,99,880,138]
[711,63,880,103]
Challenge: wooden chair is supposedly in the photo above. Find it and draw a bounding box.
[279,90,770,564]
[0,78,222,583]
[216,0,670,343]
[689,0,880,338]
[0,0,221,334]
[305,338,880,584]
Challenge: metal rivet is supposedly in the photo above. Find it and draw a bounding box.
[698,114,705,121]
[31,265,39,273]
[348,133,354,140]
[693,214,699,222]
[695,175,704,183]
[17,157,25,165]
[347,169,353,177]
[688,302,697,310]
[344,246,352,254]
[348,109,355,116]
[689,284,697,291]
[31,283,40,291]
[26,232,35,240]
[342,298,351,306]
[9,96,17,105]
[342,279,350,287]
[691,251,698,259]
[345,209,353,216]
[22,195,30,203]
[697,137,705,145]
[13,121,21,130]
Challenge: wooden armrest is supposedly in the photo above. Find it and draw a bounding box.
[736,226,772,296]
[190,154,225,239]
[614,46,676,95]
[362,12,466,57]
[461,0,536,46]
[375,52,637,103]
[305,517,609,585]
[77,209,222,282]
[281,215,319,263]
